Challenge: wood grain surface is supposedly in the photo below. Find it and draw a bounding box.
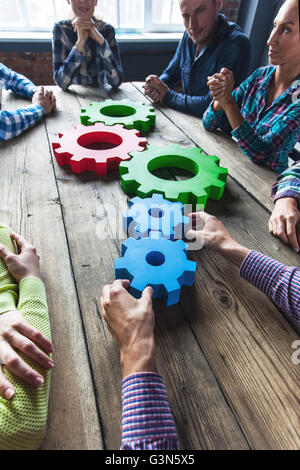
[0,83,299,450]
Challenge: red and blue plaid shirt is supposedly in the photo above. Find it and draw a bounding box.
[203,66,300,174]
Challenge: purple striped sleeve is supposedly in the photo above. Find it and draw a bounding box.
[121,372,179,450]
[240,250,300,323]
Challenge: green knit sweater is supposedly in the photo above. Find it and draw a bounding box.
[0,225,52,450]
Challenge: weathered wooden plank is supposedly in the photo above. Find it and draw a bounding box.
[82,83,300,449]
[132,82,277,213]
[0,90,103,449]
[44,84,250,449]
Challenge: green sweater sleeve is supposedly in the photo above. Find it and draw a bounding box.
[0,225,52,450]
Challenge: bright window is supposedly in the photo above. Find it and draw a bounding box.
[0,0,185,33]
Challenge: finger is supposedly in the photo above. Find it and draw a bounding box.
[10,232,30,253]
[0,365,15,400]
[16,321,54,354]
[111,279,130,294]
[274,218,289,245]
[286,218,300,251]
[220,67,231,75]
[1,343,44,387]
[101,284,111,305]
[10,331,54,371]
[268,218,274,234]
[0,243,11,261]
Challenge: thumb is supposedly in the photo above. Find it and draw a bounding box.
[142,286,153,302]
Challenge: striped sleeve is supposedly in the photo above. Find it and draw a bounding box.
[240,250,300,323]
[121,372,179,450]
[0,106,44,141]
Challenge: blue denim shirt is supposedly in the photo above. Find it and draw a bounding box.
[160,14,251,117]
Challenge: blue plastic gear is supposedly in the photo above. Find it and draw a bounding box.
[115,234,197,306]
[123,193,190,240]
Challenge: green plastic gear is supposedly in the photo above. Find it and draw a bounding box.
[119,144,228,207]
[80,99,156,132]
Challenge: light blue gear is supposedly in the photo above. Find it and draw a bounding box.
[115,234,196,306]
[123,193,190,240]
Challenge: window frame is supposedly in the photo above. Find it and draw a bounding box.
[0,0,185,34]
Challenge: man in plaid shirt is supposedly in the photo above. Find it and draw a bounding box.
[0,63,56,141]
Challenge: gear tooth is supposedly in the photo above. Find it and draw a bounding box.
[174,239,188,252]
[182,260,197,286]
[137,185,153,198]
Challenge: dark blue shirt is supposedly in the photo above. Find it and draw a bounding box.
[160,14,251,117]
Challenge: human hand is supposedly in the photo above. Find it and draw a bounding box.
[32,87,56,115]
[187,211,251,267]
[0,310,54,400]
[207,68,234,111]
[143,75,169,103]
[100,280,156,378]
[269,197,300,252]
[73,17,92,51]
[0,232,41,283]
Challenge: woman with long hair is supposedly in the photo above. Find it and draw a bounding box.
[203,0,300,175]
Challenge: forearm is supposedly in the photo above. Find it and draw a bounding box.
[215,239,251,268]
[240,251,300,322]
[0,106,44,141]
[121,372,179,450]
[97,41,123,88]
[202,101,233,134]
[53,46,83,91]
[0,225,52,450]
[163,90,213,117]
[222,98,245,131]
[0,65,36,99]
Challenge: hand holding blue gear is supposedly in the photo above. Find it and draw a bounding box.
[115,234,196,306]
[123,193,190,240]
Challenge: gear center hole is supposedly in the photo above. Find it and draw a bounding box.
[146,251,165,266]
[149,155,199,180]
[100,105,136,118]
[77,131,123,151]
[149,208,164,218]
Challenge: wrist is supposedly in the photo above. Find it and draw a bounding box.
[222,95,235,111]
[217,238,251,268]
[120,338,156,379]
[212,100,223,112]
[276,197,298,209]
[75,41,84,53]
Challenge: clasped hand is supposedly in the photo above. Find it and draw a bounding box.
[207,67,234,111]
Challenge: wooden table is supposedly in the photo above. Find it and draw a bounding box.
[0,83,299,450]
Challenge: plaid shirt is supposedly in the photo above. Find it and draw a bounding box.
[0,63,44,141]
[271,161,300,208]
[203,66,300,174]
[52,19,123,91]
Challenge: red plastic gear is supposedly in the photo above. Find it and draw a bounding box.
[52,123,147,175]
